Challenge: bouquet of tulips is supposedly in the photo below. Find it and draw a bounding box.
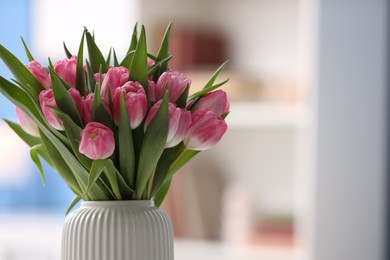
[0,24,229,212]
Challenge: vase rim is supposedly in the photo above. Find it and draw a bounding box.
[81,200,154,208]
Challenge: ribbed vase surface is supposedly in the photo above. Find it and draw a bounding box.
[62,200,174,260]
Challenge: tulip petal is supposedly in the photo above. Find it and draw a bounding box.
[184,109,228,151]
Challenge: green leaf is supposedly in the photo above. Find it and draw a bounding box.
[135,91,169,199]
[150,147,179,197]
[39,127,110,200]
[39,131,83,197]
[118,93,135,188]
[185,60,230,107]
[85,30,108,73]
[104,168,121,199]
[52,108,92,169]
[167,149,199,179]
[106,48,112,66]
[127,23,138,54]
[131,124,144,172]
[176,83,189,108]
[48,57,54,69]
[154,177,172,208]
[20,37,34,62]
[66,196,81,215]
[30,144,46,186]
[186,60,230,108]
[147,53,157,61]
[155,23,172,73]
[203,60,229,89]
[3,119,41,147]
[75,32,86,96]
[129,25,149,98]
[113,49,119,67]
[221,111,230,120]
[7,121,53,169]
[105,159,134,200]
[119,50,135,69]
[85,159,108,196]
[85,60,96,92]
[119,23,138,67]
[63,42,73,58]
[0,44,43,97]
[0,77,70,145]
[147,55,172,77]
[49,69,83,127]
[0,77,45,126]
[1,77,72,148]
[92,84,114,129]
[189,79,229,101]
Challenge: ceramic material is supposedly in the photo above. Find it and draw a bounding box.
[62,200,174,260]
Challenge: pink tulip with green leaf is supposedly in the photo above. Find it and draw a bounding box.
[26,60,51,89]
[0,23,231,211]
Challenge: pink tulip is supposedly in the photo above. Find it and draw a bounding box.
[148,80,157,102]
[184,109,227,151]
[80,93,111,125]
[54,56,77,87]
[147,59,155,68]
[81,93,94,124]
[68,88,83,113]
[94,72,102,86]
[25,61,51,89]
[100,66,129,101]
[112,81,147,129]
[192,90,230,116]
[15,106,40,137]
[155,71,190,103]
[79,122,115,160]
[39,89,64,130]
[145,101,192,148]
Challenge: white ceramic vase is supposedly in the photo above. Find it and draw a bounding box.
[62,200,174,260]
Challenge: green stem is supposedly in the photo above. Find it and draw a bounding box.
[165,146,188,179]
[146,169,156,199]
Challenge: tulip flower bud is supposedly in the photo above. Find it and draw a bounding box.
[155,71,190,103]
[79,122,115,160]
[81,93,111,125]
[148,80,157,102]
[81,93,94,124]
[100,66,129,102]
[184,109,227,151]
[15,106,40,137]
[68,88,83,113]
[39,89,64,130]
[192,90,230,116]
[26,61,51,89]
[94,72,103,86]
[145,101,192,148]
[54,56,77,87]
[147,59,155,68]
[112,81,148,129]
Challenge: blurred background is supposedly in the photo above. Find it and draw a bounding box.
[0,0,388,260]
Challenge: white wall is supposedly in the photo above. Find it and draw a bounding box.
[311,0,388,259]
[31,0,140,60]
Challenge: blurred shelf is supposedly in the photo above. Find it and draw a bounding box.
[226,102,308,129]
